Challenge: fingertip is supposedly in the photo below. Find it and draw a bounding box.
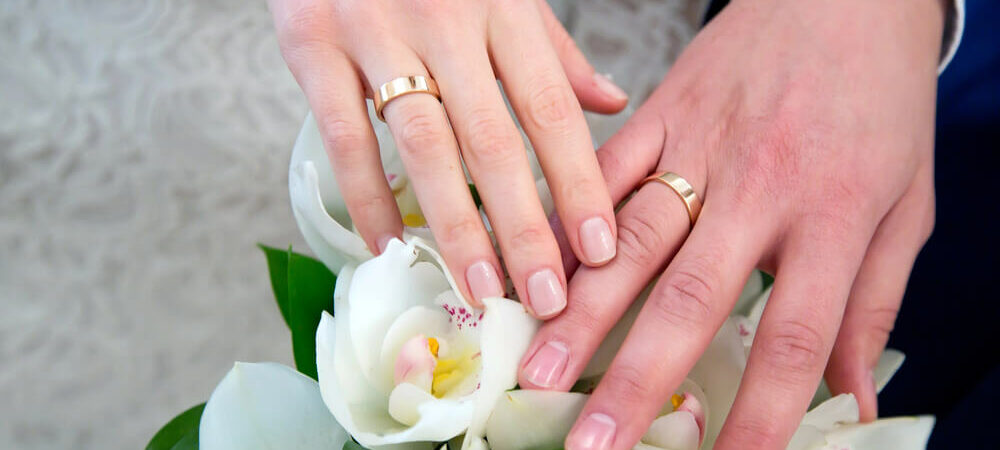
[591,72,629,103]
[519,339,570,389]
[577,216,617,267]
[465,260,504,308]
[525,268,567,319]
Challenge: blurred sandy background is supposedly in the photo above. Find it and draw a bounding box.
[0,0,705,448]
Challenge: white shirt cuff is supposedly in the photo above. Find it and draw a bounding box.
[938,0,965,74]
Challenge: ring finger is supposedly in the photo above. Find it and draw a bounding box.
[519,143,706,389]
[351,41,503,307]
[421,36,570,318]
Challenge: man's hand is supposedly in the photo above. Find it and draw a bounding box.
[519,0,946,448]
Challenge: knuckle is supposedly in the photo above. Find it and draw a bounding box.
[349,193,394,222]
[615,211,669,270]
[726,417,784,449]
[558,290,603,334]
[438,215,483,247]
[395,107,450,158]
[524,80,576,130]
[860,304,899,344]
[462,112,523,167]
[604,363,654,405]
[320,117,370,158]
[557,175,604,208]
[650,267,715,329]
[275,4,331,49]
[506,224,552,252]
[756,319,828,378]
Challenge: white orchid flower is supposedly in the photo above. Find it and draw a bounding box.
[315,238,539,448]
[199,362,350,450]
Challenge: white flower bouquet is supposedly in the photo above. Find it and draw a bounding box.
[147,114,934,450]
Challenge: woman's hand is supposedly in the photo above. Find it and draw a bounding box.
[519,0,946,448]
[268,0,628,318]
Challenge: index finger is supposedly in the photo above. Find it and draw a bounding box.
[565,204,765,450]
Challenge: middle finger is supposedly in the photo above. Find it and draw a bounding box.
[422,33,569,319]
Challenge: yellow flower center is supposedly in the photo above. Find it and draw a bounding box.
[426,338,479,398]
[670,394,684,411]
[403,213,427,227]
[427,337,440,358]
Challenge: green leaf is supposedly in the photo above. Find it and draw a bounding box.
[259,244,292,328]
[169,429,199,450]
[761,271,775,290]
[146,403,205,450]
[468,184,482,208]
[287,249,337,379]
[343,440,369,450]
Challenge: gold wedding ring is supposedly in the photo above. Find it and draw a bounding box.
[641,172,702,228]
[374,75,441,122]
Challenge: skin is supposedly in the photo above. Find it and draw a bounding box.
[270,0,947,448]
[267,0,629,320]
[518,0,946,449]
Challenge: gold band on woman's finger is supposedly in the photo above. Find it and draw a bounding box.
[374,75,441,122]
[641,172,702,228]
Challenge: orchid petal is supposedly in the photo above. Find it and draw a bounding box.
[320,311,464,447]
[873,349,905,393]
[199,362,349,450]
[581,284,652,378]
[348,239,451,391]
[387,382,437,427]
[317,312,393,435]
[641,411,700,450]
[801,394,860,432]
[393,335,437,392]
[485,390,588,450]
[687,318,747,448]
[819,416,934,450]
[809,349,907,409]
[464,296,541,449]
[289,160,372,273]
[380,306,453,391]
[732,270,765,316]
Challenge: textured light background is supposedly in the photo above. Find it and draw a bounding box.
[0,0,705,448]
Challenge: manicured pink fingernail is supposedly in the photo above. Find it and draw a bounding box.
[593,73,628,101]
[568,413,617,450]
[466,261,504,301]
[579,217,615,264]
[377,235,395,254]
[522,341,569,388]
[527,269,566,317]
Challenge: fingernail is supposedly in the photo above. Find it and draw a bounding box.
[568,413,616,450]
[522,341,569,388]
[377,235,395,254]
[593,73,628,101]
[466,261,504,301]
[527,269,566,317]
[579,217,615,264]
